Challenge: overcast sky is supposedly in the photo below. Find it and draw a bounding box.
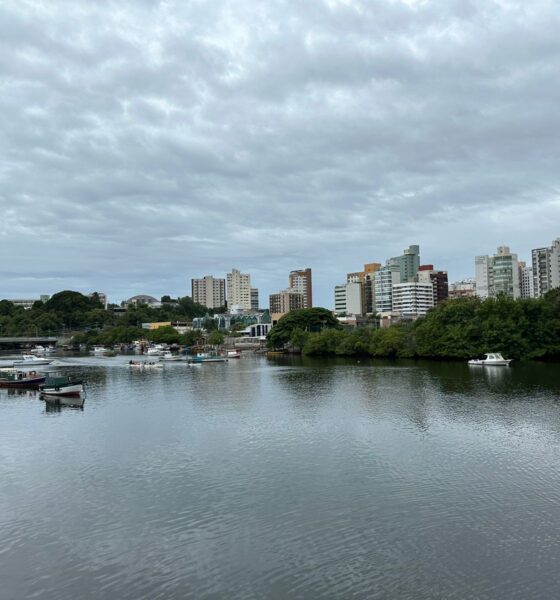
[1,0,559,307]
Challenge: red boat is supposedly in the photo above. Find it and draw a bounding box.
[0,370,46,388]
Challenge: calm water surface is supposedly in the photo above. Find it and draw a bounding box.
[1,354,560,599]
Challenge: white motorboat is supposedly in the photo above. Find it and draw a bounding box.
[160,351,183,361]
[31,345,56,354]
[468,353,512,366]
[226,350,242,359]
[13,354,53,366]
[146,344,166,356]
[91,346,108,355]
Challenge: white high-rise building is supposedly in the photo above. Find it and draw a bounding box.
[475,246,520,299]
[374,264,401,312]
[226,268,252,310]
[191,276,226,309]
[518,262,535,299]
[334,282,363,316]
[392,282,434,317]
[532,238,560,297]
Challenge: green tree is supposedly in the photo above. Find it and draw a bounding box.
[179,330,202,347]
[208,330,225,346]
[148,326,181,344]
[267,308,341,349]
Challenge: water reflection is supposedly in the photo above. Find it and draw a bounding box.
[1,356,560,600]
[43,402,84,413]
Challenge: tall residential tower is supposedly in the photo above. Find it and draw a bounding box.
[226,268,252,310]
[289,268,312,308]
[191,276,226,309]
[475,246,520,299]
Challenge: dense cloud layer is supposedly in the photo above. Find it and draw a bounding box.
[1,0,559,306]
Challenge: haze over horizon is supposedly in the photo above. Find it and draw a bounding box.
[1,0,559,307]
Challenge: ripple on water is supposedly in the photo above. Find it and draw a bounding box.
[1,356,560,599]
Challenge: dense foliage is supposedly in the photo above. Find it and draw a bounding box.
[267,308,342,349]
[0,290,212,342]
[300,292,560,361]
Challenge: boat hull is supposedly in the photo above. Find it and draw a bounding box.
[39,383,84,397]
[468,360,511,366]
[193,358,228,363]
[13,358,53,366]
[0,375,46,388]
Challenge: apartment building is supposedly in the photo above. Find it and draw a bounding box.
[191,276,226,309]
[392,282,435,318]
[226,268,252,310]
[289,268,313,308]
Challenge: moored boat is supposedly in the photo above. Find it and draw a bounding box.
[13,354,53,366]
[226,350,241,359]
[191,352,228,364]
[468,353,512,366]
[39,374,84,397]
[146,345,165,356]
[160,351,183,361]
[0,369,46,388]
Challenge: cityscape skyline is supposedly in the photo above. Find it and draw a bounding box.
[2,2,559,309]
[4,236,558,311]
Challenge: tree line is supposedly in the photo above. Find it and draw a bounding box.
[267,292,560,361]
[0,290,220,346]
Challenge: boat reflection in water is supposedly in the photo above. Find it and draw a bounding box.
[41,392,85,409]
[43,398,84,412]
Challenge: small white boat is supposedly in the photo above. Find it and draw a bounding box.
[146,345,165,356]
[226,350,241,359]
[13,354,53,366]
[160,351,183,361]
[468,353,512,366]
[91,346,108,355]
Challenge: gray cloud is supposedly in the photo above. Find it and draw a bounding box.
[1,0,559,306]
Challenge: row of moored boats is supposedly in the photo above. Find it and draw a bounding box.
[0,367,84,401]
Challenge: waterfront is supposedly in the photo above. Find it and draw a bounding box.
[1,355,560,599]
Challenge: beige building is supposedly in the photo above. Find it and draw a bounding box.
[191,276,226,309]
[227,268,252,310]
[269,289,304,316]
[289,268,313,308]
[347,262,381,314]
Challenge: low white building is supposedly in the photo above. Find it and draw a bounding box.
[8,295,50,310]
[240,323,273,339]
[392,282,434,318]
[334,282,363,316]
[449,278,476,298]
